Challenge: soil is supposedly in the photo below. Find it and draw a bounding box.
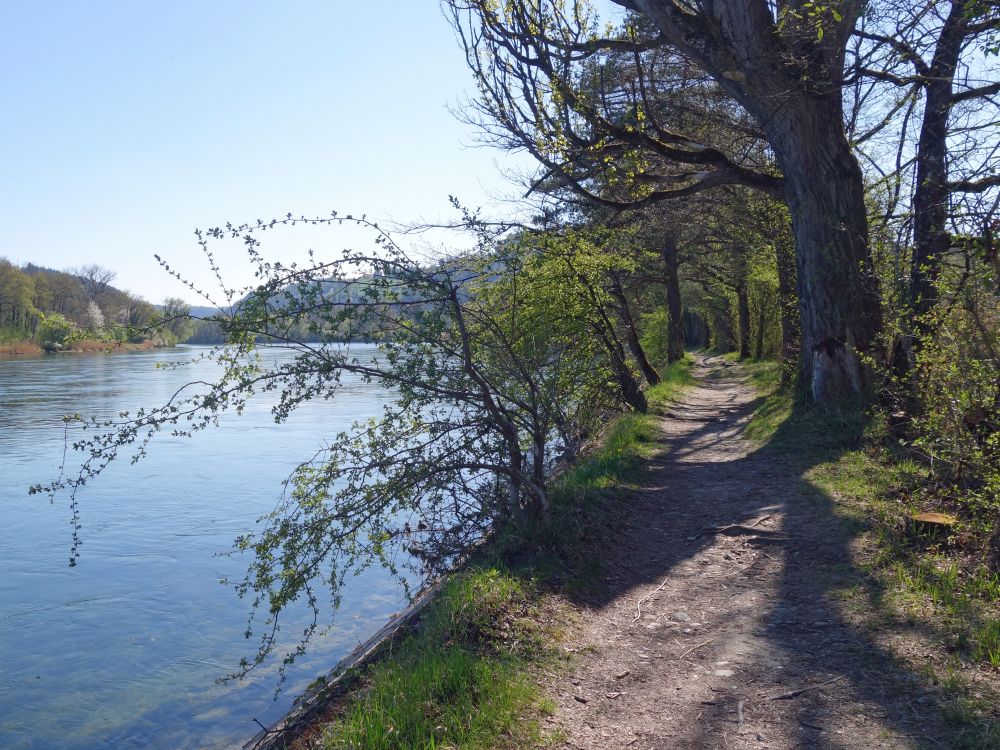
[543,355,963,749]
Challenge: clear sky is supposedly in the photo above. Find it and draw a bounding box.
[0,2,532,305]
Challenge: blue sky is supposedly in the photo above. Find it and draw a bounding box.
[0,2,532,304]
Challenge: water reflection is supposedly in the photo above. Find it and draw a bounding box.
[0,345,408,750]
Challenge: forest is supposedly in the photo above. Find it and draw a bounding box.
[0,260,194,351]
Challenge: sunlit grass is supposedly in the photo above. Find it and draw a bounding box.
[317,569,557,750]
[646,356,695,413]
[739,358,1000,746]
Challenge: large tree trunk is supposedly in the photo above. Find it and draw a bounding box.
[608,272,660,385]
[661,237,685,363]
[736,283,751,360]
[775,230,800,383]
[629,0,882,401]
[770,109,882,401]
[910,0,967,321]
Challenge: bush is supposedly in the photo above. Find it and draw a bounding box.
[907,273,999,529]
[36,312,77,352]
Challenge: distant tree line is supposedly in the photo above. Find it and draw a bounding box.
[0,259,194,350]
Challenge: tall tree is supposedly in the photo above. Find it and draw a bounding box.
[447,0,883,400]
[851,0,1000,319]
[77,264,117,308]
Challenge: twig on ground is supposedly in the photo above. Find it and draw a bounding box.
[679,638,715,660]
[710,557,762,578]
[766,676,844,701]
[697,524,791,542]
[633,575,673,622]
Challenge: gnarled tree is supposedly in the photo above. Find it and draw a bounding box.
[446,0,883,400]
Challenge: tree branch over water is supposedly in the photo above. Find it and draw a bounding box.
[34,210,647,685]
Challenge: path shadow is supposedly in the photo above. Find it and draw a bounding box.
[547,359,986,748]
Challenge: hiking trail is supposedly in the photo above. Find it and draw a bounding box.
[544,355,955,749]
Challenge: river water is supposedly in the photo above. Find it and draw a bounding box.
[0,344,409,749]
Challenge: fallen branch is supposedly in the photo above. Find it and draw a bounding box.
[633,575,673,622]
[690,522,791,546]
[765,675,844,701]
[701,524,789,540]
[679,637,715,660]
[709,557,762,578]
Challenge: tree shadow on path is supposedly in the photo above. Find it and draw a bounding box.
[548,356,986,749]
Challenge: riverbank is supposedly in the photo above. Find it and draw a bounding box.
[269,353,1000,750]
[246,360,695,750]
[0,338,157,356]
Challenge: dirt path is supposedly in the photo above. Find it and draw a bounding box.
[544,355,954,749]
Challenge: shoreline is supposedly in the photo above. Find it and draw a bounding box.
[241,361,695,750]
[0,339,159,357]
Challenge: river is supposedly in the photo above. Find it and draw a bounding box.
[0,344,409,749]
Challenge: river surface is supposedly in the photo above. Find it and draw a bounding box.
[0,345,410,749]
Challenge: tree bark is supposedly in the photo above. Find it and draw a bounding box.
[608,272,660,385]
[601,331,649,413]
[624,0,882,401]
[910,0,967,321]
[771,108,881,400]
[661,237,685,363]
[737,283,751,360]
[754,298,766,360]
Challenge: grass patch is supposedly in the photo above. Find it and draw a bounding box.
[557,414,659,492]
[741,361,1000,746]
[314,569,557,750]
[741,358,781,393]
[807,445,1000,676]
[549,356,692,512]
[646,356,695,412]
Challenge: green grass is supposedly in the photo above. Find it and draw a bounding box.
[555,414,658,491]
[646,356,696,412]
[740,359,1000,747]
[316,569,557,750]
[549,356,691,503]
[741,358,781,393]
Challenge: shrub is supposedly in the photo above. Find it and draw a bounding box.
[36,312,77,352]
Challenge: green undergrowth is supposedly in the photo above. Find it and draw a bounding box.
[314,569,561,750]
[745,364,1000,747]
[306,358,694,749]
[551,355,691,502]
[537,357,691,591]
[647,355,696,411]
